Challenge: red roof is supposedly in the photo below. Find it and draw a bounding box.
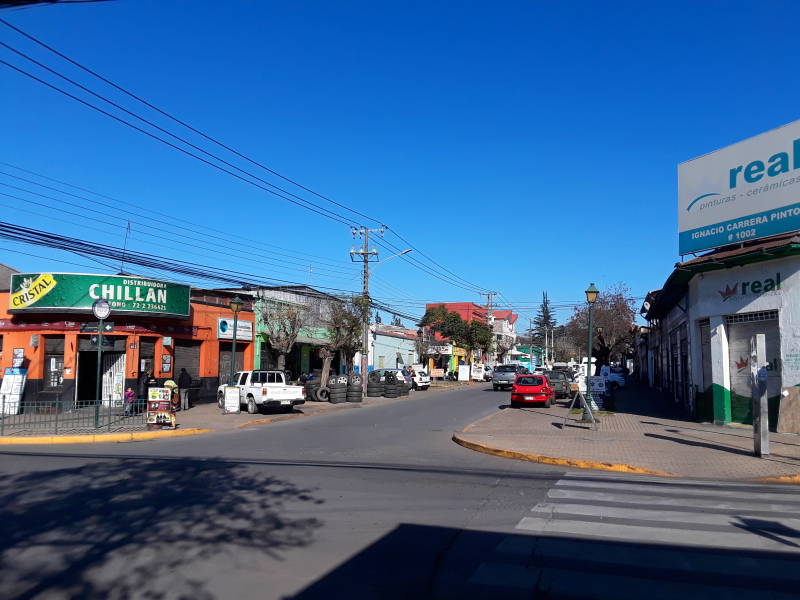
[492,310,519,324]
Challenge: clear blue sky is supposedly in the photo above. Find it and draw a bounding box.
[2,1,799,326]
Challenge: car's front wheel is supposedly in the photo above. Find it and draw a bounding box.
[217,393,224,409]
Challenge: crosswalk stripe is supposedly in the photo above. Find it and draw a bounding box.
[556,478,800,504]
[530,501,800,529]
[547,487,800,512]
[515,516,799,551]
[562,471,787,488]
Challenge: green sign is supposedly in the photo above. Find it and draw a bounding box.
[9,273,190,318]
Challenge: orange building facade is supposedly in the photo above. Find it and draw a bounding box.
[0,276,254,406]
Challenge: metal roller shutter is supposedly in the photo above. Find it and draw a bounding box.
[173,339,201,381]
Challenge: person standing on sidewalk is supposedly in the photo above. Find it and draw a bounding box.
[178,368,192,411]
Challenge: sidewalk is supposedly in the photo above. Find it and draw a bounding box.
[453,383,800,481]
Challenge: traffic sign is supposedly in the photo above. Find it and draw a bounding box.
[80,322,115,333]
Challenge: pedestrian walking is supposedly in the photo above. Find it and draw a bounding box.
[124,387,135,416]
[178,368,192,411]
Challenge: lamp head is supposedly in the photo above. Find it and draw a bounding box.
[585,283,599,304]
[229,296,244,314]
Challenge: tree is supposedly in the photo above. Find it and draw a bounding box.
[325,296,369,371]
[256,296,316,372]
[532,291,556,348]
[563,283,636,374]
[419,305,493,367]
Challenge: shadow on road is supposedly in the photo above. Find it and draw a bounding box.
[287,522,800,599]
[0,457,324,599]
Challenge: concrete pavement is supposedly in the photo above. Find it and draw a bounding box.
[3,384,800,599]
[454,383,800,481]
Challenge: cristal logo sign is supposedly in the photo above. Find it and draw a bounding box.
[717,273,781,302]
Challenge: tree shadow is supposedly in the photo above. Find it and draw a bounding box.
[0,457,324,599]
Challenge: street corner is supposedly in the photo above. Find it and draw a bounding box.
[0,427,212,445]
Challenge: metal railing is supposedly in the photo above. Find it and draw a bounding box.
[0,396,147,436]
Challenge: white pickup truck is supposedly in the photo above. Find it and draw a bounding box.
[217,370,306,414]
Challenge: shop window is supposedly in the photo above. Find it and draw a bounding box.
[44,335,65,389]
[378,355,385,368]
[408,353,414,365]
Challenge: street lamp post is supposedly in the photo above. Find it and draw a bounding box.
[228,296,244,386]
[92,299,111,427]
[584,283,599,420]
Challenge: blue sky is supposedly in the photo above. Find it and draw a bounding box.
[2,1,799,326]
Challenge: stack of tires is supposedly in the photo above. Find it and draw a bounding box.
[383,372,400,398]
[347,373,363,402]
[399,380,410,396]
[329,375,348,404]
[304,369,322,401]
[366,371,384,397]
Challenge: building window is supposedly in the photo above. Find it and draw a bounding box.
[378,355,385,368]
[408,353,414,365]
[44,335,65,389]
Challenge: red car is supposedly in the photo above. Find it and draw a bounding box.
[510,374,554,408]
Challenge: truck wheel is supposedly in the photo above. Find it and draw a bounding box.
[217,393,224,409]
[493,385,498,391]
[247,396,257,414]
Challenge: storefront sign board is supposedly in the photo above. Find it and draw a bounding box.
[9,273,190,318]
[223,386,241,414]
[679,120,800,254]
[217,318,253,341]
[1,367,27,414]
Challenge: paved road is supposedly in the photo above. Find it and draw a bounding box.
[1,385,799,599]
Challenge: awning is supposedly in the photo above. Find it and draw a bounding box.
[295,335,330,346]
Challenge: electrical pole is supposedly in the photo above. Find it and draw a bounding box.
[350,227,382,393]
[481,291,497,364]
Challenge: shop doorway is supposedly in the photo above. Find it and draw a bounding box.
[76,336,127,405]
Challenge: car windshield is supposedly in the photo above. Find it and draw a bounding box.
[516,376,544,386]
[496,366,517,373]
[546,372,565,381]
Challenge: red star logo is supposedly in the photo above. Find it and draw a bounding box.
[718,283,738,301]
[735,356,749,370]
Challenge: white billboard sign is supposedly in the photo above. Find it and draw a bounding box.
[678,120,800,254]
[217,317,253,341]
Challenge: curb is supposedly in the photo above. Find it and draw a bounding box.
[0,428,212,445]
[237,413,307,428]
[754,474,800,484]
[452,433,677,477]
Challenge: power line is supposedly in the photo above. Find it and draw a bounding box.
[0,16,384,227]
[0,19,493,295]
[0,58,360,228]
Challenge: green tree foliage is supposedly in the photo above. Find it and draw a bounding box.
[532,291,556,348]
[419,305,493,364]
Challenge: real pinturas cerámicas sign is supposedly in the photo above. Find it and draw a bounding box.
[679,119,800,255]
[8,273,191,318]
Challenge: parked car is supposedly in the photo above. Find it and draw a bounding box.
[483,365,494,382]
[492,364,528,391]
[217,370,306,414]
[411,369,430,390]
[373,368,414,388]
[600,365,626,390]
[510,374,554,408]
[544,370,570,399]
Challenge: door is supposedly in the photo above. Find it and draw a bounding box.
[102,352,126,406]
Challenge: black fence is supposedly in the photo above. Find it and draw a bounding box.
[0,397,147,436]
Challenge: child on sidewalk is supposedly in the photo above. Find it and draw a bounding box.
[124,387,136,416]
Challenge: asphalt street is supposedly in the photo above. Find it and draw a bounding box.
[2,385,800,599]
